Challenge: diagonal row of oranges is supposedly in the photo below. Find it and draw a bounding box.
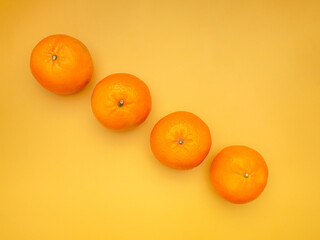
[30,34,268,204]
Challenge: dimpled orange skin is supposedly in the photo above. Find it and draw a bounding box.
[91,73,152,131]
[150,111,212,170]
[210,145,268,204]
[30,34,93,94]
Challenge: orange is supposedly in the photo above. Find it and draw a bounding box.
[91,73,152,131]
[210,145,268,204]
[150,111,211,170]
[30,34,93,94]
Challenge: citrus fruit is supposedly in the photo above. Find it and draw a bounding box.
[150,111,211,170]
[210,145,268,204]
[91,73,151,131]
[30,34,93,94]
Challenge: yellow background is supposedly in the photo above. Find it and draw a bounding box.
[1,0,320,239]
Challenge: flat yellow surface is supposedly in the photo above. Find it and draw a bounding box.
[1,0,320,239]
